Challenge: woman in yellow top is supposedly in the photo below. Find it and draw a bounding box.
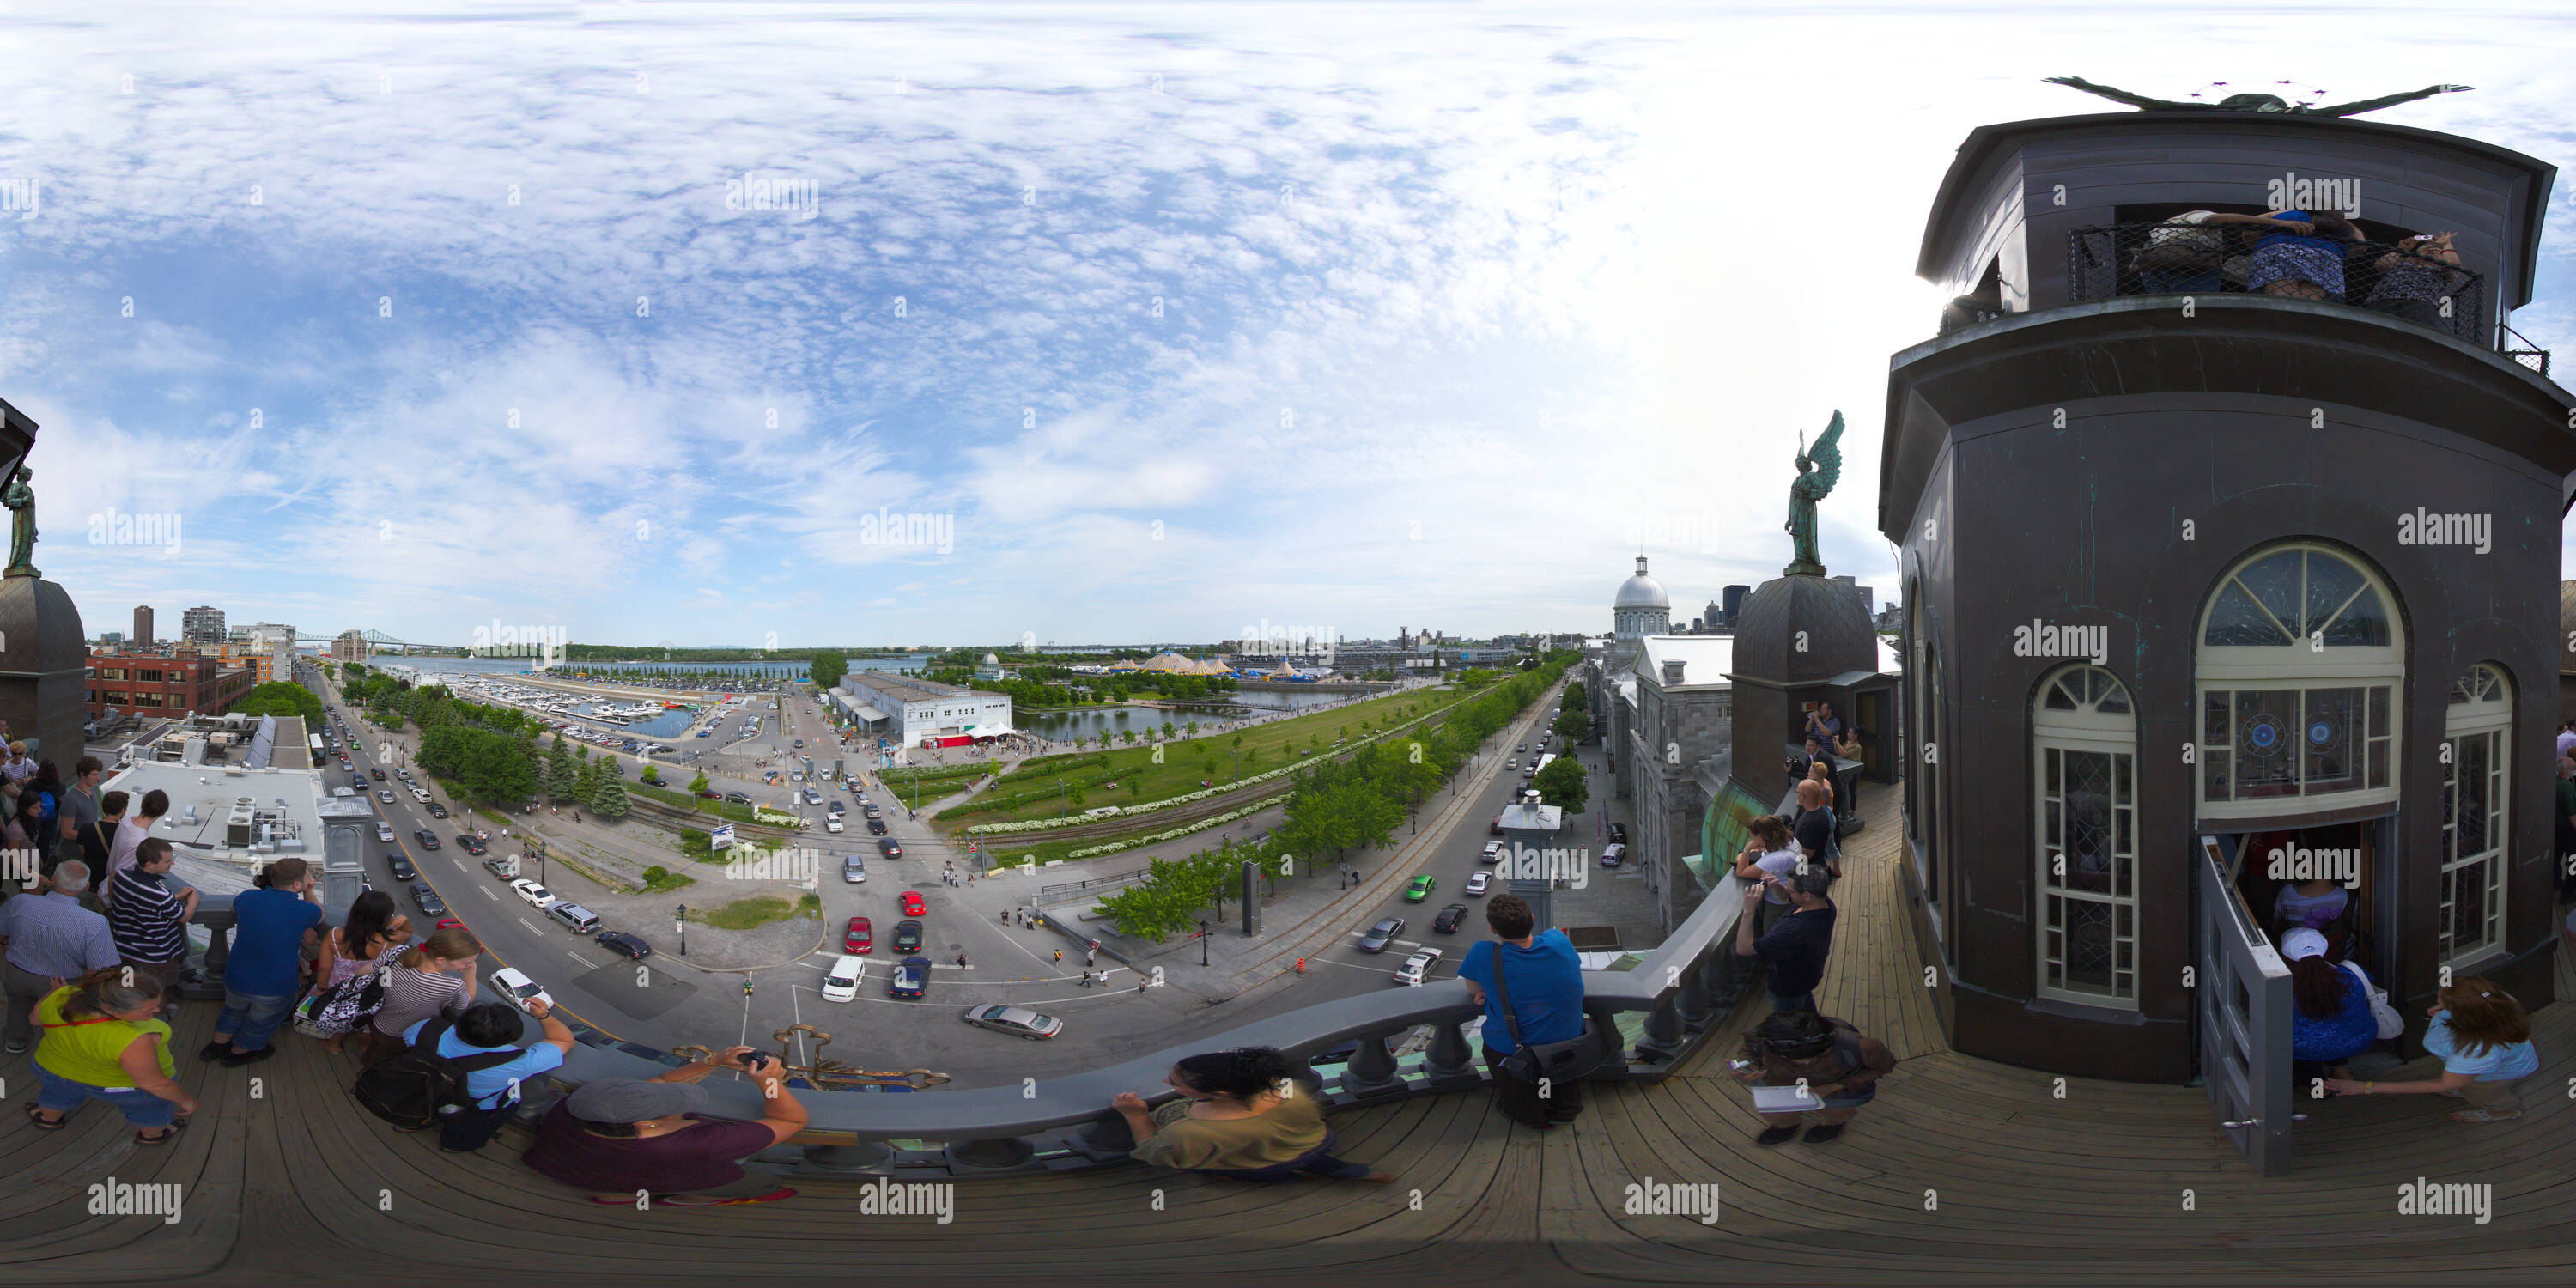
[1109,1047,1394,1182]
[25,966,199,1144]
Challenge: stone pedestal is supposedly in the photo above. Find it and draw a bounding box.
[1722,573,1876,804]
[0,574,87,765]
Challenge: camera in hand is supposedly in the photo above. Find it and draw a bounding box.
[738,1052,769,1072]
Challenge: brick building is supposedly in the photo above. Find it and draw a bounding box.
[87,647,258,721]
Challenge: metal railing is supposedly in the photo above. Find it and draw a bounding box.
[2067,223,2506,352]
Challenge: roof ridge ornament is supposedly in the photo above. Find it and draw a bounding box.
[2044,76,2470,118]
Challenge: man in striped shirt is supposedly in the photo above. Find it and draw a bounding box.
[111,838,196,993]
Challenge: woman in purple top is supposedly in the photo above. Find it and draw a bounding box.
[2245,210,2364,301]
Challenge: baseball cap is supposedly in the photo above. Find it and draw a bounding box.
[564,1077,709,1123]
[2281,928,2329,962]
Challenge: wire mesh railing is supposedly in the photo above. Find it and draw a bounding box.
[2067,222,2495,349]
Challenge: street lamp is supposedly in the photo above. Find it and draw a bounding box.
[1200,919,1210,967]
[677,904,688,957]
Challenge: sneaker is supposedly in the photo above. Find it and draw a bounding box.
[219,1046,277,1067]
[3,1041,26,1055]
[1755,1125,1801,1146]
[197,1041,230,1062]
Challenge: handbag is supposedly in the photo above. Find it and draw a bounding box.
[1488,941,1615,1084]
[295,940,401,1038]
[2340,961,2404,1040]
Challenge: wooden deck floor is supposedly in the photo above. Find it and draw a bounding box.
[5,786,2572,1284]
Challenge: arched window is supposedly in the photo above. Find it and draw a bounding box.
[2196,544,2403,816]
[2034,665,2137,1006]
[2439,664,2511,966]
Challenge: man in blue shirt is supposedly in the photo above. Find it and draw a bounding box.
[404,999,574,1153]
[1457,893,1589,1128]
[0,859,122,1054]
[203,856,324,1066]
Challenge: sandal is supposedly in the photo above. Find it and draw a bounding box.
[135,1120,188,1146]
[24,1103,68,1130]
[2449,1109,2519,1124]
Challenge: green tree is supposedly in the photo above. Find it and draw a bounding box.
[592,773,631,818]
[234,682,324,723]
[1534,753,1589,814]
[809,652,848,690]
[547,739,579,804]
[1554,707,1591,744]
[688,770,711,795]
[640,762,661,786]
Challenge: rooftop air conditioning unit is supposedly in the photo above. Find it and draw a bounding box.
[226,804,257,848]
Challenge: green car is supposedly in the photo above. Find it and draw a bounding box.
[1406,874,1437,902]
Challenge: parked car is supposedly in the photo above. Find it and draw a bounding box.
[822,954,866,1002]
[427,802,448,818]
[1480,841,1503,862]
[888,956,930,999]
[509,878,556,908]
[1358,918,1405,952]
[844,916,872,954]
[386,855,417,881]
[545,902,601,933]
[1607,822,1629,846]
[1599,843,1627,868]
[829,800,847,816]
[1465,872,1492,896]
[594,931,653,959]
[408,882,446,917]
[1507,758,1519,770]
[827,818,845,833]
[1432,903,1470,933]
[891,920,925,952]
[696,789,724,800]
[414,830,440,850]
[1489,815,1504,836]
[724,791,752,804]
[1406,874,1436,902]
[489,966,553,1015]
[879,837,903,859]
[961,1005,1063,1040]
[456,835,487,856]
[375,823,397,842]
[1393,947,1443,987]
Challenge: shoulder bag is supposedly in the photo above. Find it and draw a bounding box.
[2339,961,2404,1040]
[1489,944,1616,1084]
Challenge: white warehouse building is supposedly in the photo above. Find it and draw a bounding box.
[828,671,1012,749]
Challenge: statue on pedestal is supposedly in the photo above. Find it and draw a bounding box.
[3,465,35,579]
[1783,412,1844,577]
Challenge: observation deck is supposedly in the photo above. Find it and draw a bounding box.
[7,788,2573,1285]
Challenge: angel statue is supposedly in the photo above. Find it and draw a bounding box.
[1784,411,1844,577]
[3,465,35,579]
[2044,76,2470,118]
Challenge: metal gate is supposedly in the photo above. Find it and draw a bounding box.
[2196,835,2297,1176]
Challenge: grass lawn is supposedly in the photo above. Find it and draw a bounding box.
[947,686,1463,828]
[698,894,816,930]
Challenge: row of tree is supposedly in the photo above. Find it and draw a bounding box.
[1091,653,1579,940]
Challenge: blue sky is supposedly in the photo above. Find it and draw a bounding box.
[3,1,2573,648]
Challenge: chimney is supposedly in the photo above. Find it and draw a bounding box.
[1661,659,1686,686]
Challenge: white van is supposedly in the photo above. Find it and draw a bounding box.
[821,955,864,1002]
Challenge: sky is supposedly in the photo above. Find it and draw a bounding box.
[3,1,2572,649]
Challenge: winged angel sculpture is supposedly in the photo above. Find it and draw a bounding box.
[1784,411,1843,577]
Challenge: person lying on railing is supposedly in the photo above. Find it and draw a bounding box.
[2131,210,2275,293]
[1109,1047,1395,1183]
[2245,210,2366,302]
[1728,1007,1893,1146]
[2361,231,2468,329]
[523,1048,809,1206]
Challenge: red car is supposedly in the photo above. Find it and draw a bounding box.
[436,918,466,932]
[844,916,872,954]
[1489,814,1504,836]
[899,890,926,917]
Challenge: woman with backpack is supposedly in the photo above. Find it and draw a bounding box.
[1730,1007,1895,1145]
[358,927,482,1067]
[310,891,412,1054]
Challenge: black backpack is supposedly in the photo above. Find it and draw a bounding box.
[352,1018,522,1130]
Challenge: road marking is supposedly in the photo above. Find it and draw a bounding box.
[518,917,544,934]
[478,886,499,901]
[568,951,593,967]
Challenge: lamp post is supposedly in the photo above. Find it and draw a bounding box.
[677,905,688,957]
[1200,920,1210,967]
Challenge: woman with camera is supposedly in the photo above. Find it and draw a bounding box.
[523,1044,810,1205]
